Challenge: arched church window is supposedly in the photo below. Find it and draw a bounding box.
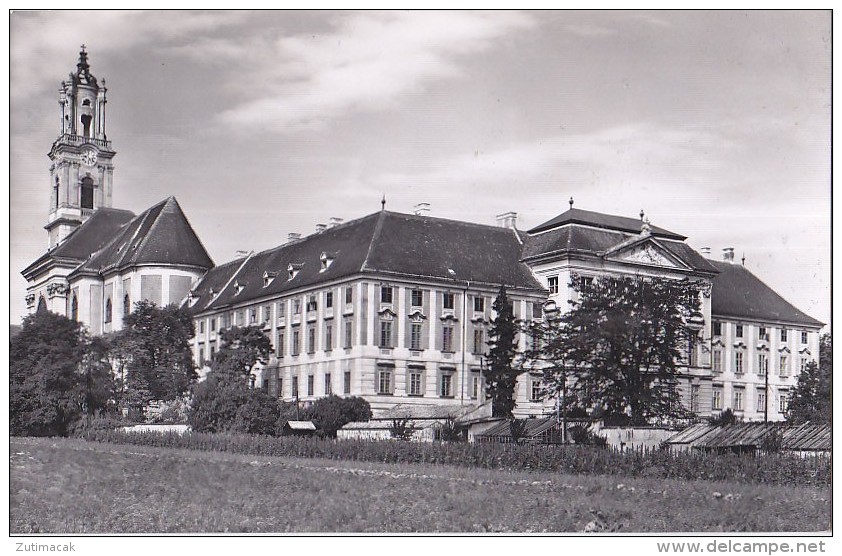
[81,114,92,137]
[71,295,78,321]
[123,293,131,317]
[54,177,60,210]
[37,297,47,313]
[104,298,112,323]
[80,176,94,209]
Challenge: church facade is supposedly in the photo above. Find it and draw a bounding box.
[22,50,824,422]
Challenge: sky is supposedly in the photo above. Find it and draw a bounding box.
[8,10,831,328]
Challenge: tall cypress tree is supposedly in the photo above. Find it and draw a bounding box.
[485,285,520,418]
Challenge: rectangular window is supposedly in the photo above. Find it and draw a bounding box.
[344,371,351,394]
[324,373,332,396]
[292,376,299,398]
[307,326,316,354]
[800,357,808,372]
[237,310,245,326]
[410,322,422,350]
[293,299,301,314]
[801,331,808,344]
[307,375,314,397]
[439,373,453,397]
[199,320,205,334]
[198,344,205,367]
[779,355,789,376]
[547,276,559,295]
[443,292,455,310]
[757,353,768,376]
[278,377,283,399]
[292,329,300,356]
[381,286,393,304]
[472,327,485,355]
[759,327,767,341]
[277,302,286,320]
[210,345,215,361]
[756,390,766,413]
[377,370,392,394]
[380,321,393,348]
[470,373,480,399]
[474,296,485,312]
[250,308,257,324]
[735,325,743,338]
[325,324,333,351]
[690,384,700,413]
[325,291,333,309]
[344,319,353,349]
[712,349,722,373]
[531,380,541,402]
[733,389,744,412]
[345,286,353,304]
[778,391,789,413]
[408,371,423,396]
[306,295,317,312]
[263,305,271,323]
[411,289,423,307]
[780,328,788,342]
[735,351,744,374]
[211,318,217,332]
[712,321,722,336]
[442,324,454,352]
[277,331,285,357]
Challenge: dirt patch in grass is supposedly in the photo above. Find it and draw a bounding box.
[10,437,831,534]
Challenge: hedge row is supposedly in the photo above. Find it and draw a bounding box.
[79,429,830,487]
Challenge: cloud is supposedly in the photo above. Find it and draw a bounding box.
[215,11,536,132]
[9,11,247,101]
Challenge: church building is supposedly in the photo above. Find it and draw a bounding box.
[21,49,824,422]
[21,48,213,335]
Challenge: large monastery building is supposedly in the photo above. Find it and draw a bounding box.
[21,50,824,422]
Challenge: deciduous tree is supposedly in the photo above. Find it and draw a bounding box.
[786,333,831,425]
[524,274,704,425]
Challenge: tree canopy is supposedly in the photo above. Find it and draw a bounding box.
[485,285,520,418]
[786,333,831,425]
[524,274,704,426]
[10,310,114,436]
[112,300,196,406]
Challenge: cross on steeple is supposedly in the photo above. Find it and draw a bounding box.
[80,44,86,53]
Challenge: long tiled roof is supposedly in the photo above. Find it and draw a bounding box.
[709,260,823,327]
[528,207,685,239]
[189,210,545,314]
[22,208,136,277]
[71,197,213,277]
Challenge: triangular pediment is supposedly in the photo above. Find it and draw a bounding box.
[604,237,689,270]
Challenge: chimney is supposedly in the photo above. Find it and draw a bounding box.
[700,247,711,257]
[496,211,518,229]
[329,217,343,228]
[287,232,301,243]
[722,247,735,262]
[316,223,327,233]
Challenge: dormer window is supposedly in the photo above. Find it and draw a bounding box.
[263,271,277,288]
[320,251,335,272]
[233,281,245,296]
[288,263,303,281]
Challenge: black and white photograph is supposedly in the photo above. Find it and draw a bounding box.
[7,8,832,544]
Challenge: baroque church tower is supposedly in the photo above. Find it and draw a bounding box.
[47,46,116,249]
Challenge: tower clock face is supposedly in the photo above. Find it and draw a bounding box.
[81,150,97,166]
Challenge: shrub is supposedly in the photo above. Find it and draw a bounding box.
[389,418,415,441]
[437,418,464,442]
[509,418,528,444]
[568,425,607,448]
[308,395,372,438]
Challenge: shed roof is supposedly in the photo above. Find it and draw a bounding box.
[666,422,831,451]
[285,420,316,431]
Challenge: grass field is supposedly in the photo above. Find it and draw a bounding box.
[10,437,830,534]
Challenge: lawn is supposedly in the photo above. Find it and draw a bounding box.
[10,437,830,534]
